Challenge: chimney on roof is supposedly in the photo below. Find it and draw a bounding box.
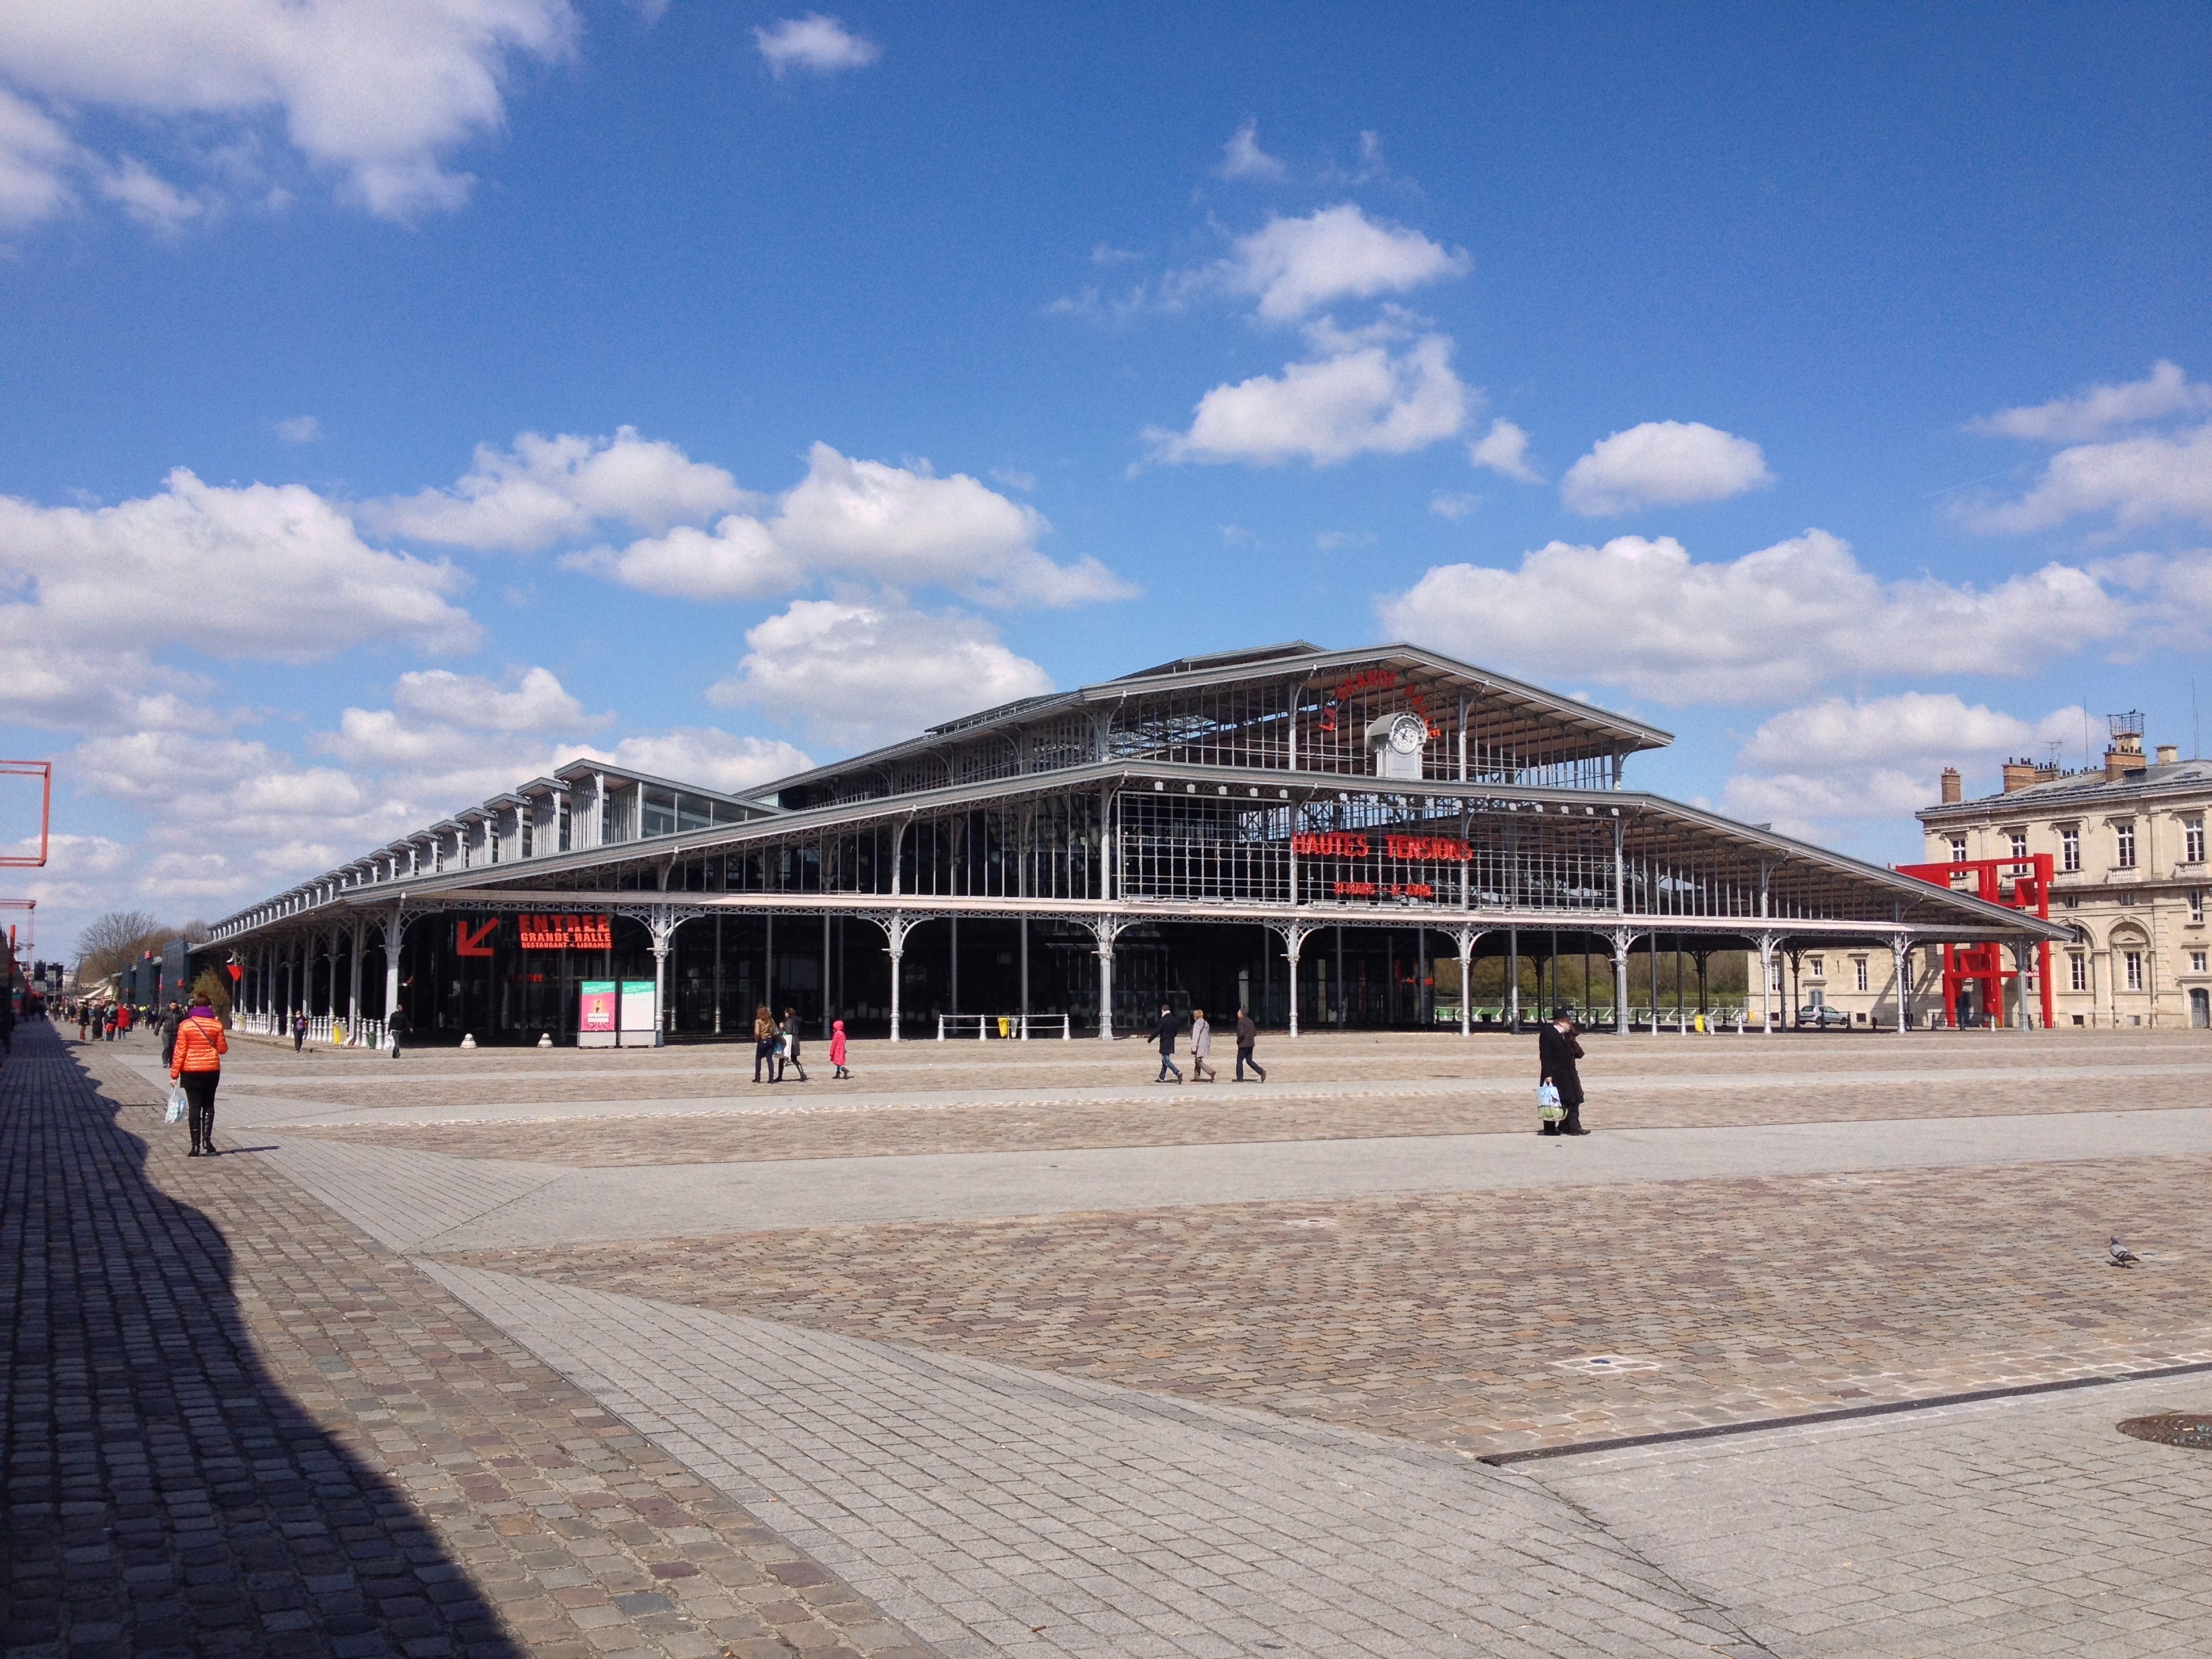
[2104,712,2147,782]
[2001,758,2038,794]
[1940,766,1962,804]
[2156,743,2179,766]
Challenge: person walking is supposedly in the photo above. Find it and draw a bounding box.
[1152,1003,1183,1084]
[387,1005,409,1059]
[291,1011,307,1052]
[779,1007,809,1082]
[1538,1006,1588,1136]
[171,996,228,1158]
[77,1004,89,1042]
[829,1017,850,1079]
[159,1001,182,1069]
[1234,1008,1266,1082]
[1188,1006,1216,1082]
[752,1005,778,1082]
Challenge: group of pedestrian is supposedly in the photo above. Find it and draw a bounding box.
[1149,1004,1266,1083]
[750,1004,815,1082]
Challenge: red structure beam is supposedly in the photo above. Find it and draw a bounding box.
[0,760,53,868]
[1895,855,2054,1029]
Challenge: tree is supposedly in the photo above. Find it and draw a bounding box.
[74,909,175,986]
[189,967,234,1024]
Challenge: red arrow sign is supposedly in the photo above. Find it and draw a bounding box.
[456,919,498,957]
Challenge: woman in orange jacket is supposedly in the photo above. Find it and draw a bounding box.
[170,997,228,1158]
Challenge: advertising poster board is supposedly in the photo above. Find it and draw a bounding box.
[579,980,618,1048]
[619,979,659,1046]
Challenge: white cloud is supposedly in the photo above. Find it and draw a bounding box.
[1957,423,2212,534]
[709,598,1052,745]
[1968,361,2212,443]
[1469,418,1540,483]
[272,414,321,443]
[1377,529,2184,705]
[0,0,579,223]
[1721,693,2087,840]
[575,442,1134,608]
[1313,529,1374,551]
[1144,323,1469,468]
[1428,491,1479,520]
[1217,203,1467,323]
[0,87,73,227]
[367,426,750,552]
[577,728,810,794]
[0,468,477,737]
[754,14,879,77]
[1559,421,1773,516]
[1216,118,1285,182]
[95,155,206,231]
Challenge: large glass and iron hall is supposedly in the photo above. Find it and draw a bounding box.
[203,642,2062,1042]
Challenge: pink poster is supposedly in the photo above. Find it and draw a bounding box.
[579,981,617,1033]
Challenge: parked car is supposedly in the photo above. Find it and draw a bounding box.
[1795,1004,1853,1029]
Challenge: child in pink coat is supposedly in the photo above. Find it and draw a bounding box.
[829,1018,850,1079]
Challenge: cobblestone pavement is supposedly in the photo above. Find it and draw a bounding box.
[34,1023,2212,1656]
[199,1029,2212,1116]
[2,1023,931,1659]
[253,1105,2212,1246]
[422,1263,1768,1659]
[1532,1376,2212,1657]
[261,1069,2212,1162]
[432,1153,2212,1458]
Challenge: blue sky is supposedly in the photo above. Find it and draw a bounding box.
[2,2,2209,956]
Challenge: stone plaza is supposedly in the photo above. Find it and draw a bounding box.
[7,1017,2212,1658]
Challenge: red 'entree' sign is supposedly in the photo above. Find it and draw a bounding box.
[517,912,613,951]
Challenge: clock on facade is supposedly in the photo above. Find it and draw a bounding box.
[1366,711,1429,781]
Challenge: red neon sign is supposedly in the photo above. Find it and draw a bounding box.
[1292,831,1471,863]
[517,912,613,951]
[1314,669,1440,738]
[455,919,498,957]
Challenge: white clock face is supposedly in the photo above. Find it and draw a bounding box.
[1387,713,1425,754]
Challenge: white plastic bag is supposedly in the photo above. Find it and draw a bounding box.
[164,1084,186,1124]
[1536,1081,1564,1124]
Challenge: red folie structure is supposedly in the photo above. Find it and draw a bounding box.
[0,760,52,867]
[1895,854,2055,1029]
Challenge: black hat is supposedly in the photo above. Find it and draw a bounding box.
[1551,1006,1574,1022]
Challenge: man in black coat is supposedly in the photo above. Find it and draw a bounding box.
[1538,1005,1588,1135]
[1152,1004,1183,1084]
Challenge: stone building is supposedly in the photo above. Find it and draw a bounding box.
[1915,715,2212,1029]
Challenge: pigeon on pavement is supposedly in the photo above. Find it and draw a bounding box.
[2110,1236,2142,1267]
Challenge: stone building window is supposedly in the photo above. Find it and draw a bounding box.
[1950,836,1967,863]
[2193,951,2208,974]
[2060,827,2080,872]
[2188,819,2205,865]
[2116,821,2136,868]
[2007,830,2028,861]
[2125,951,2144,992]
[2194,890,2206,923]
[2070,954,2088,991]
[1853,957,1869,992]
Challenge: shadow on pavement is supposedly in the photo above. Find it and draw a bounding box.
[1,1019,523,1658]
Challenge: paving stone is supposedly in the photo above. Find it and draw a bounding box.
[2,1025,931,1659]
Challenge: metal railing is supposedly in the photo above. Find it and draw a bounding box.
[935,1012,1073,1040]
[239,1010,390,1048]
